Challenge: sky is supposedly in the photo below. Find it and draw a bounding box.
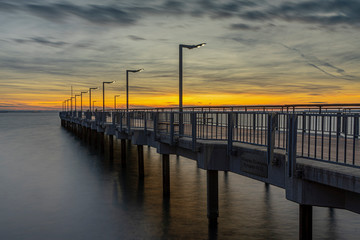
[0,0,359,110]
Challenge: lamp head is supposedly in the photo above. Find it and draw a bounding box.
[181,43,206,49]
[103,81,115,84]
[127,69,144,73]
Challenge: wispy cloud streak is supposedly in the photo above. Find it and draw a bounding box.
[280,43,358,81]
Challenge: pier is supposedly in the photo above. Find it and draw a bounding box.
[60,104,360,240]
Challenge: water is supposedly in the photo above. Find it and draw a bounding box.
[1,112,360,239]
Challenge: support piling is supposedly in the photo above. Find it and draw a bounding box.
[207,170,219,226]
[162,154,170,197]
[299,204,312,240]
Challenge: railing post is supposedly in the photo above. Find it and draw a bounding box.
[144,112,147,133]
[170,112,174,145]
[227,112,234,155]
[154,112,158,139]
[112,112,115,126]
[267,113,278,164]
[336,113,341,162]
[191,112,197,151]
[287,114,298,177]
[354,114,359,137]
[127,111,131,134]
[119,112,123,131]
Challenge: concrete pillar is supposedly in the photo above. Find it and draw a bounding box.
[109,135,114,160]
[137,145,144,178]
[207,170,219,226]
[299,204,312,240]
[121,139,127,166]
[162,154,170,197]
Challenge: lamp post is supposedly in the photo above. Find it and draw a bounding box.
[114,95,120,110]
[93,101,97,111]
[80,91,87,112]
[71,96,75,114]
[66,99,70,112]
[179,43,206,134]
[102,81,115,112]
[74,94,80,112]
[89,87,98,112]
[126,69,143,112]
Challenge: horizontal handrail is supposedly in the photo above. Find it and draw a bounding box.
[60,109,360,168]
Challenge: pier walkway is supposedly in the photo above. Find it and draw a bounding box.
[60,104,360,240]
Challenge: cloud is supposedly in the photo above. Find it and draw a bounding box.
[0,2,137,26]
[280,43,358,81]
[230,23,261,31]
[13,37,68,47]
[1,0,359,30]
[240,0,360,29]
[128,35,146,41]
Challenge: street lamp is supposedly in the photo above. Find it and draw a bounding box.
[103,81,115,112]
[89,87,98,112]
[80,91,88,112]
[179,43,206,134]
[126,69,143,112]
[71,96,75,113]
[66,99,70,112]
[114,95,120,110]
[93,101,97,111]
[74,94,80,112]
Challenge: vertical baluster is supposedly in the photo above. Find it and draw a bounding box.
[329,116,332,161]
[336,113,341,163]
[344,115,348,164]
[314,114,318,159]
[321,115,324,160]
[302,113,306,156]
[307,115,311,157]
[353,114,358,165]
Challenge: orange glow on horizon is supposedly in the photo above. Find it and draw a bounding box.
[2,91,360,111]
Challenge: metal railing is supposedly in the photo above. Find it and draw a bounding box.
[60,104,360,168]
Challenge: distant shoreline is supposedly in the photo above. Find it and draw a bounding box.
[0,110,58,113]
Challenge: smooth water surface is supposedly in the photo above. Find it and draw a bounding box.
[1,112,360,239]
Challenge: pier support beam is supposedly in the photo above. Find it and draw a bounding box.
[207,170,219,226]
[109,135,114,160]
[162,154,170,197]
[121,139,127,166]
[299,204,312,240]
[137,145,144,178]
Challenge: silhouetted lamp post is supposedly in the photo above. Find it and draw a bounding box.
[103,81,115,112]
[71,96,75,113]
[80,91,87,112]
[74,94,80,112]
[66,99,70,112]
[89,87,98,112]
[126,69,143,112]
[114,95,120,110]
[179,43,206,134]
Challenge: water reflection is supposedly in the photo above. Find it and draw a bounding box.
[1,112,360,239]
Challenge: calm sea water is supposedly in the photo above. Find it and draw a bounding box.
[1,112,360,240]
